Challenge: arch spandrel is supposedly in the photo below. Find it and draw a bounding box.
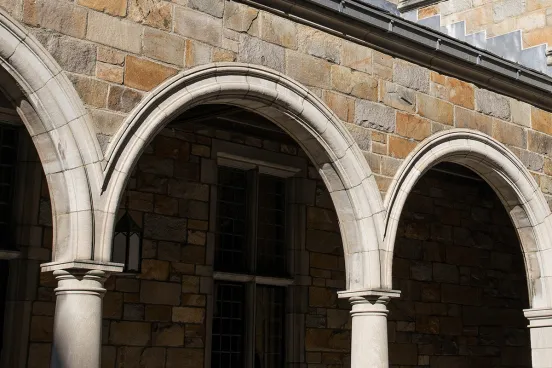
[100,63,386,290]
[383,129,552,309]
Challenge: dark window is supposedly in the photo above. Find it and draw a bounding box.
[0,124,18,247]
[213,166,289,368]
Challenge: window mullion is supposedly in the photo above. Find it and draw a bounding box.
[245,281,257,368]
[248,169,259,274]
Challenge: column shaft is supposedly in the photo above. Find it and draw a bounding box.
[350,296,391,368]
[525,308,552,368]
[50,269,107,368]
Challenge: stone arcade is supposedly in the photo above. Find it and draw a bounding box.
[1,0,552,367]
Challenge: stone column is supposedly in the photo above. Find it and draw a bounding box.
[339,289,400,368]
[525,308,552,368]
[50,269,108,368]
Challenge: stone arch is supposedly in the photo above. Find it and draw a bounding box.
[383,129,552,309]
[100,62,386,290]
[0,10,104,265]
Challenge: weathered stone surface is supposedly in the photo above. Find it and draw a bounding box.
[298,27,341,64]
[172,307,205,323]
[98,47,125,65]
[305,328,350,351]
[475,88,511,120]
[354,100,395,132]
[309,286,337,307]
[32,30,96,75]
[96,62,124,84]
[144,213,186,242]
[518,149,544,172]
[493,0,526,22]
[146,305,172,322]
[124,56,178,91]
[141,259,170,280]
[286,50,331,88]
[492,119,526,148]
[24,0,87,38]
[331,65,378,100]
[417,93,454,125]
[446,78,474,109]
[454,106,493,135]
[379,82,416,113]
[78,0,127,16]
[168,180,209,201]
[529,130,552,155]
[223,1,259,32]
[342,40,372,73]
[345,123,371,151]
[152,323,184,347]
[393,61,430,93]
[511,99,531,127]
[29,316,53,342]
[123,303,145,321]
[166,348,204,368]
[396,112,431,141]
[174,8,222,47]
[128,0,172,30]
[140,280,181,305]
[103,291,123,319]
[143,28,186,66]
[185,39,213,67]
[238,34,285,72]
[188,0,224,18]
[260,12,297,49]
[109,321,151,346]
[87,11,142,54]
[108,85,144,113]
[68,74,109,108]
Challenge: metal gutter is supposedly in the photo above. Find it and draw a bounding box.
[239,0,552,113]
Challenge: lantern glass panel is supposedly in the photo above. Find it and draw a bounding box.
[128,233,141,271]
[113,232,127,265]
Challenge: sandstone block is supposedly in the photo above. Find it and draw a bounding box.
[323,91,355,123]
[146,305,172,321]
[238,34,285,72]
[441,284,481,305]
[531,107,552,135]
[493,0,526,22]
[309,286,337,307]
[379,82,416,113]
[260,12,297,49]
[181,245,205,264]
[286,51,331,88]
[153,323,184,347]
[518,149,543,172]
[213,48,236,62]
[141,259,170,280]
[78,0,127,16]
[298,27,341,64]
[138,154,174,176]
[492,119,526,148]
[188,0,224,17]
[305,328,350,352]
[331,65,378,100]
[396,112,431,141]
[510,98,531,127]
[475,88,511,120]
[326,309,351,329]
[342,40,372,73]
[166,348,204,368]
[393,61,430,93]
[154,195,178,216]
[32,30,96,75]
[98,47,125,65]
[310,252,339,270]
[109,321,151,346]
[417,93,453,125]
[129,0,172,30]
[24,0,87,39]
[223,1,259,32]
[103,291,123,319]
[168,180,209,201]
[175,8,222,47]
[124,56,178,91]
[184,39,213,68]
[144,213,187,242]
[140,280,181,305]
[354,100,395,132]
[172,307,205,323]
[446,78,474,109]
[389,135,417,159]
[97,62,124,84]
[87,11,142,54]
[528,131,552,155]
[388,343,418,365]
[433,263,459,283]
[454,106,492,135]
[143,28,186,66]
[108,85,144,113]
[68,74,108,108]
[27,343,51,368]
[30,316,53,342]
[123,303,145,320]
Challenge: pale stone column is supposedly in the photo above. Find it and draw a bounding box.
[50,269,108,368]
[339,289,400,368]
[525,308,552,368]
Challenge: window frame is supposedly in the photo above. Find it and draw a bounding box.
[205,140,310,368]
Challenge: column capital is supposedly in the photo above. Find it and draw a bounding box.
[41,260,124,273]
[338,288,401,300]
[338,289,401,318]
[524,307,552,328]
[53,269,109,297]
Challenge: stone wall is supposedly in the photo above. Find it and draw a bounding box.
[389,168,531,367]
[417,0,552,43]
[23,118,351,368]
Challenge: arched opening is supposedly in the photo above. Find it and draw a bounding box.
[389,162,531,366]
[103,103,354,367]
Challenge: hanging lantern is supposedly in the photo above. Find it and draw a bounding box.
[112,210,143,273]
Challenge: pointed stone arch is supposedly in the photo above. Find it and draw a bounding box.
[0,9,107,268]
[100,63,386,290]
[383,129,552,309]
